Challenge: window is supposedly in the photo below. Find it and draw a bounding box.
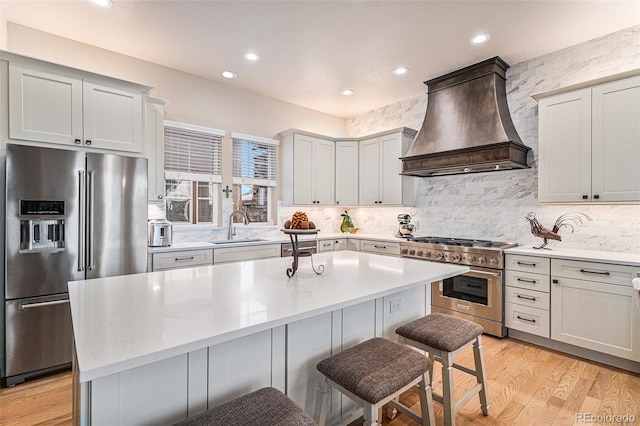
[164,121,223,224]
[231,132,279,224]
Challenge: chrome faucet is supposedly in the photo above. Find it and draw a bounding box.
[228,209,250,240]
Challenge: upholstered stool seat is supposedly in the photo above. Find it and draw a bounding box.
[396,313,490,426]
[175,387,316,426]
[314,337,435,426]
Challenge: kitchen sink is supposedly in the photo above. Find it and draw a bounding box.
[209,238,268,245]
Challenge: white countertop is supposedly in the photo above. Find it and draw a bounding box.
[69,251,468,383]
[147,232,405,253]
[505,246,640,267]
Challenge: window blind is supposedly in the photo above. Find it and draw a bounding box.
[232,132,279,187]
[164,120,224,183]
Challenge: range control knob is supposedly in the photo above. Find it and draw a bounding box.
[479,256,487,264]
[409,249,416,255]
[424,251,432,257]
[467,255,477,263]
[401,248,408,255]
[435,251,444,260]
[416,250,424,257]
[449,253,462,262]
[489,257,499,265]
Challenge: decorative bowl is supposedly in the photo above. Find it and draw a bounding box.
[347,227,359,234]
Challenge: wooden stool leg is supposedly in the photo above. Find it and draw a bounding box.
[441,352,455,426]
[473,335,490,416]
[418,372,436,426]
[314,378,331,426]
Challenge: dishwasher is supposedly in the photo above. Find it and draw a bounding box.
[281,240,317,257]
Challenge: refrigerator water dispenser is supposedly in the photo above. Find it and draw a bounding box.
[20,219,65,252]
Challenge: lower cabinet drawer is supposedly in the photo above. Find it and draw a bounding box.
[505,286,550,310]
[505,269,550,292]
[214,244,281,264]
[152,249,213,271]
[359,240,400,256]
[505,302,550,338]
[318,240,335,252]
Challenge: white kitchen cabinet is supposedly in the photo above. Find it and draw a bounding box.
[359,128,416,206]
[151,249,213,271]
[145,97,168,202]
[346,239,360,252]
[8,60,148,153]
[213,244,280,264]
[359,239,400,257]
[280,131,335,205]
[335,141,359,206]
[334,238,347,251]
[318,238,347,252]
[504,254,551,338]
[550,259,640,362]
[536,74,640,203]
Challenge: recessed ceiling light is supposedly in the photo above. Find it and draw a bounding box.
[243,52,261,62]
[341,89,355,96]
[90,0,113,6]
[393,67,409,75]
[222,71,237,79]
[469,33,491,45]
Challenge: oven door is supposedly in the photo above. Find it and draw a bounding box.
[431,267,503,322]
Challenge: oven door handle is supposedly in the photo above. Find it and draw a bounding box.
[468,269,500,277]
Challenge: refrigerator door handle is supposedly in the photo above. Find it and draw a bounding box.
[78,170,86,271]
[19,299,70,309]
[88,170,95,271]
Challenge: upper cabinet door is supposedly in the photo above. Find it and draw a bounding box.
[292,134,315,205]
[313,138,335,205]
[591,76,640,202]
[9,62,83,146]
[83,81,143,153]
[335,141,359,206]
[379,133,402,205]
[358,137,380,205]
[537,89,592,203]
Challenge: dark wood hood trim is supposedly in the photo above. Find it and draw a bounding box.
[400,141,530,177]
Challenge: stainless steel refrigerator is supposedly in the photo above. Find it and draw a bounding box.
[4,144,147,386]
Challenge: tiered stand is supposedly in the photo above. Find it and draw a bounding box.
[282,229,325,277]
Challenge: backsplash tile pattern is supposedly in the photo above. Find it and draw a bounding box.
[171,26,640,253]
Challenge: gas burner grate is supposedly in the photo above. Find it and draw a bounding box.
[409,236,495,248]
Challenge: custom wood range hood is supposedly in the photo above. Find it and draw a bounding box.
[401,57,531,177]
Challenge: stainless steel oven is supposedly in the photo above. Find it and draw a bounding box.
[431,266,504,335]
[400,237,516,337]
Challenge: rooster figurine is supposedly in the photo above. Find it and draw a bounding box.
[525,212,592,249]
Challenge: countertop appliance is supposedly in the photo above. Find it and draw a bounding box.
[396,214,414,238]
[148,219,172,247]
[3,144,147,386]
[400,236,517,337]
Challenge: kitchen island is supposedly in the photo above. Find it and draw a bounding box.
[69,251,468,425]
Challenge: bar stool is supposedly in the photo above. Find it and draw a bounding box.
[396,313,489,426]
[314,337,435,426]
[175,387,316,426]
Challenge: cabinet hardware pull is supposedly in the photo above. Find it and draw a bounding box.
[468,284,482,289]
[517,316,536,323]
[373,245,387,249]
[19,299,70,309]
[594,195,600,200]
[582,195,588,199]
[517,278,537,284]
[75,138,82,144]
[552,279,559,284]
[517,295,537,302]
[580,269,610,276]
[86,140,92,145]
[175,256,195,261]
[517,261,537,267]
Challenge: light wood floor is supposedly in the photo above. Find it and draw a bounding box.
[1,336,638,425]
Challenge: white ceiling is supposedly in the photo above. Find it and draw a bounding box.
[2,1,639,118]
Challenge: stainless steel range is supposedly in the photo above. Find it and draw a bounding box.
[400,236,517,337]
